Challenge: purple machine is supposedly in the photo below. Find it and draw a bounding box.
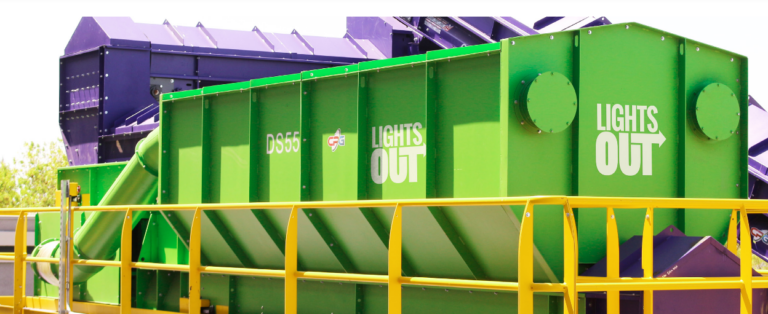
[61,16,542,166]
[583,225,768,314]
[60,17,384,165]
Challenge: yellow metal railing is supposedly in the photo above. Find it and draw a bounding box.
[3,196,768,314]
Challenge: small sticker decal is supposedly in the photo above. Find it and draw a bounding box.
[753,227,765,241]
[328,129,345,152]
[762,233,768,245]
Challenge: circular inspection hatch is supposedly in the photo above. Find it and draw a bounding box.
[695,82,740,141]
[521,71,578,134]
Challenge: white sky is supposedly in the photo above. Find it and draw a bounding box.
[0,0,765,162]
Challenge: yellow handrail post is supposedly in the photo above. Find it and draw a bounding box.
[120,208,133,314]
[728,208,738,255]
[606,207,620,314]
[563,201,578,314]
[285,206,299,314]
[69,203,75,308]
[189,207,203,314]
[388,204,403,314]
[740,205,753,314]
[642,207,654,314]
[12,212,26,314]
[518,201,534,314]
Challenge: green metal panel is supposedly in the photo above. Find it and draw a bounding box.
[502,32,576,279]
[306,73,383,274]
[576,25,681,262]
[678,38,747,241]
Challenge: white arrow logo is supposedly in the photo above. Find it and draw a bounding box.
[631,131,666,148]
[631,131,665,176]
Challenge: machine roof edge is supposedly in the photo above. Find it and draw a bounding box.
[162,89,203,101]
[358,54,427,72]
[202,81,251,95]
[587,22,747,59]
[301,64,360,80]
[58,161,128,172]
[250,73,302,88]
[426,42,501,61]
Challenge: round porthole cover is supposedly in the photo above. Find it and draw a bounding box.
[695,83,740,141]
[522,71,578,133]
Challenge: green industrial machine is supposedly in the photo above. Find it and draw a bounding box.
[33,22,747,313]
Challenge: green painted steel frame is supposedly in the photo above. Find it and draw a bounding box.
[146,22,748,314]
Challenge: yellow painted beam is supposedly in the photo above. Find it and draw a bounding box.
[741,206,753,314]
[400,276,521,290]
[13,195,768,214]
[518,201,534,314]
[606,208,619,314]
[563,201,578,314]
[728,208,738,255]
[388,204,403,314]
[215,305,229,314]
[643,207,654,314]
[12,213,26,314]
[120,209,133,314]
[577,280,744,291]
[188,208,203,314]
[285,206,299,314]
[179,298,210,313]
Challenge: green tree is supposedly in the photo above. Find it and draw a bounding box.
[0,160,19,208]
[14,141,68,208]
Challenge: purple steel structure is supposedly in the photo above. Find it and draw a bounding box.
[533,16,612,32]
[387,17,537,53]
[60,17,388,166]
[583,225,768,314]
[61,16,540,166]
[749,96,768,198]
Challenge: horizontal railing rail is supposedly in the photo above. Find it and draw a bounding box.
[1,196,765,314]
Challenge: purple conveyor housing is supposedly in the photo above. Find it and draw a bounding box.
[60,17,387,166]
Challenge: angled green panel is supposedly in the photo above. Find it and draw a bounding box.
[308,74,360,202]
[306,73,387,274]
[364,63,475,279]
[433,52,501,199]
[576,24,680,263]
[245,89,289,269]
[256,83,302,202]
[206,90,265,269]
[255,82,342,272]
[166,96,240,267]
[167,96,204,205]
[679,38,747,241]
[363,286,564,314]
[235,277,285,313]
